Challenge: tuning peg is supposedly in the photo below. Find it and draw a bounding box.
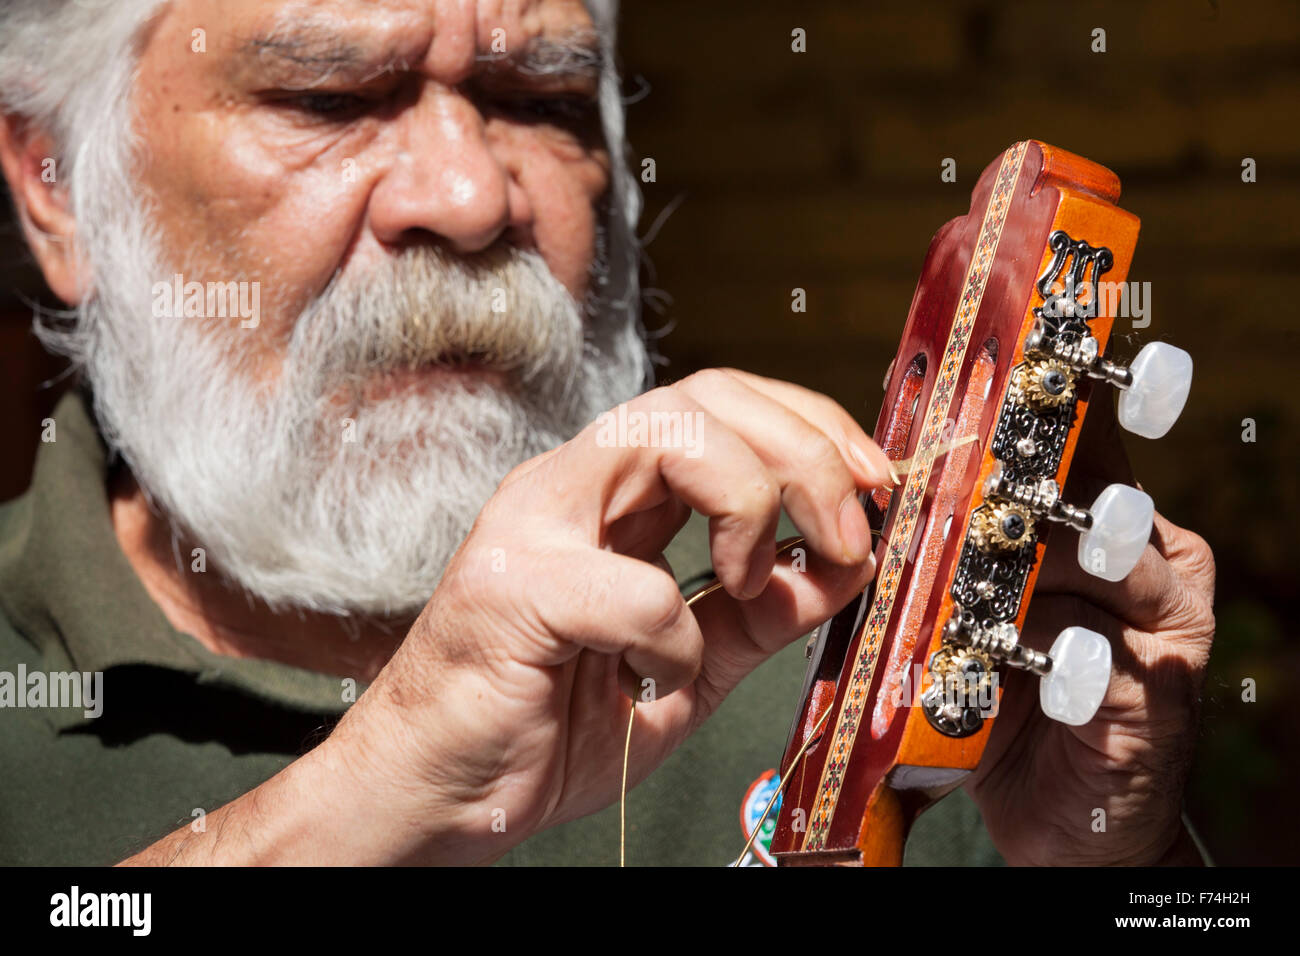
[923,615,1111,735]
[1024,329,1193,438]
[1115,342,1193,439]
[982,466,1153,581]
[1039,626,1111,725]
[1076,484,1153,581]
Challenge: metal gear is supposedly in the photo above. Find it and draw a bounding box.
[968,502,1036,552]
[1013,358,1076,409]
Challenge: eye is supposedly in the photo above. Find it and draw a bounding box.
[502,95,599,126]
[281,92,372,120]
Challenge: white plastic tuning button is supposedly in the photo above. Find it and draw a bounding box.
[1040,626,1112,726]
[1077,484,1153,581]
[1117,342,1193,439]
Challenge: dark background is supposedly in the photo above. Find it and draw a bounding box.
[2,0,1297,863]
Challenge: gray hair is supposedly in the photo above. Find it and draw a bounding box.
[0,1,167,366]
[0,0,649,389]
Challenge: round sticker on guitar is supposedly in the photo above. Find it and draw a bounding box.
[738,769,781,867]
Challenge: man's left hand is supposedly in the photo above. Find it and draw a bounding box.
[965,386,1216,866]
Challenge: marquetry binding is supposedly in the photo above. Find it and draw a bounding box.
[771,140,1140,865]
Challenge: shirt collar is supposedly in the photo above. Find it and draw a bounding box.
[0,389,358,729]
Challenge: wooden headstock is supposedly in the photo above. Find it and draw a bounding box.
[770,140,1175,866]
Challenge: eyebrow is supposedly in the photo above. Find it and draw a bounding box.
[239,23,604,90]
[480,32,605,82]
[240,23,401,87]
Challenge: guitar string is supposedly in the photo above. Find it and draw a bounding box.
[620,698,635,868]
[616,433,975,866]
[729,703,833,867]
[619,536,812,866]
[721,434,974,865]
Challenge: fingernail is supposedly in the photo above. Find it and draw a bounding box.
[850,443,891,487]
[838,495,873,564]
[860,547,878,585]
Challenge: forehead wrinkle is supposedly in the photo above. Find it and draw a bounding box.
[230,5,604,89]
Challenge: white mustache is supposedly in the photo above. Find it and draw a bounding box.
[287,243,587,392]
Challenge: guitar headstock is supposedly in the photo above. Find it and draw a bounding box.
[770,140,1193,866]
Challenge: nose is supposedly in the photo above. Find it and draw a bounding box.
[368,90,511,253]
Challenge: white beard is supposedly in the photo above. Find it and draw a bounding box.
[74,195,650,617]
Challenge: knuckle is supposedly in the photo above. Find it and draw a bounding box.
[1168,588,1214,640]
[736,472,781,518]
[498,459,533,489]
[643,382,696,415]
[796,381,849,421]
[1179,590,1217,643]
[675,368,734,405]
[794,427,843,475]
[1180,529,1217,587]
[714,366,756,390]
[639,571,687,635]
[682,367,731,393]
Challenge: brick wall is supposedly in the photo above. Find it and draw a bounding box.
[618,0,1300,864]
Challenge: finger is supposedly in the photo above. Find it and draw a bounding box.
[1023,593,1208,721]
[530,387,783,599]
[1034,529,1205,636]
[1035,505,1214,639]
[674,369,878,571]
[685,540,877,719]
[605,498,692,563]
[1151,512,1216,608]
[710,368,894,485]
[532,548,705,697]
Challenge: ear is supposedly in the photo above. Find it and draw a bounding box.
[0,114,85,304]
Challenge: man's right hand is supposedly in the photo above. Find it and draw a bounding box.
[122,369,891,865]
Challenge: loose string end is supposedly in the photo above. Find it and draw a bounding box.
[620,697,636,867]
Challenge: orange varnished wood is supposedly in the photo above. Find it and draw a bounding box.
[772,140,1141,866]
[857,785,907,866]
[1032,142,1122,203]
[890,166,1140,781]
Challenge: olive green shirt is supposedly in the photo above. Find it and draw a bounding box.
[0,391,1001,866]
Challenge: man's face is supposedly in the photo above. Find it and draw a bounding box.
[133,0,611,387]
[64,0,646,617]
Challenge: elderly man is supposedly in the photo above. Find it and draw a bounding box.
[0,0,1215,867]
